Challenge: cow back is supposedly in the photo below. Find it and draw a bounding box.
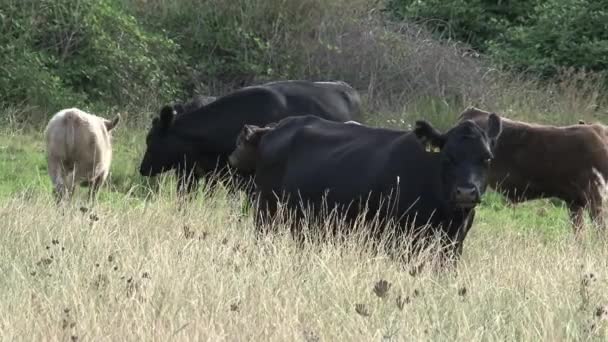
[254,116,448,229]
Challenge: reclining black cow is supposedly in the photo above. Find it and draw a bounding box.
[139,80,362,196]
[228,114,502,265]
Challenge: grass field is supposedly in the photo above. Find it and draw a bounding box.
[2,120,608,341]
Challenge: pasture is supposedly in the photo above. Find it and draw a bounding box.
[2,113,608,341]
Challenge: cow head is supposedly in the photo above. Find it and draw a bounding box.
[414,113,502,210]
[228,124,274,174]
[139,106,184,176]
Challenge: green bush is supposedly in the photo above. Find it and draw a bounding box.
[0,0,184,121]
[488,0,608,76]
[385,0,539,52]
[386,0,608,79]
[127,0,493,114]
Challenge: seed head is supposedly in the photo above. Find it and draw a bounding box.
[373,279,391,298]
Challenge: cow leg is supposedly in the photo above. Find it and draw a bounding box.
[438,210,476,270]
[254,193,278,236]
[88,172,107,205]
[589,204,605,230]
[452,210,475,261]
[48,159,66,204]
[64,170,77,203]
[568,204,585,235]
[588,188,605,230]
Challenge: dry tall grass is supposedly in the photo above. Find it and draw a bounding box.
[2,188,608,341]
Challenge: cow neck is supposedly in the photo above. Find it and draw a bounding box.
[391,139,453,221]
[427,152,453,217]
[168,121,229,155]
[492,120,528,153]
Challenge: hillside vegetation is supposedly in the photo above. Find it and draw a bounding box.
[1,0,606,126]
[388,0,608,78]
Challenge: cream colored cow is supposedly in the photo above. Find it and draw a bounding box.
[45,108,120,203]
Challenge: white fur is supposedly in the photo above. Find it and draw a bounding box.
[45,108,120,202]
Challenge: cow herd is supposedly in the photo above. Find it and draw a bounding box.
[44,79,608,268]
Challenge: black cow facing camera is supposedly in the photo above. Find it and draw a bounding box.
[230,114,502,267]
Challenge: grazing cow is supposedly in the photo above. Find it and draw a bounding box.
[253,80,362,121]
[139,80,362,197]
[229,114,502,264]
[458,107,608,233]
[45,108,120,203]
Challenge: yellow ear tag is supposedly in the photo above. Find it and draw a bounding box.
[425,144,440,153]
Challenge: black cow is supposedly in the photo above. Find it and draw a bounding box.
[229,114,503,265]
[139,80,362,196]
[251,80,362,121]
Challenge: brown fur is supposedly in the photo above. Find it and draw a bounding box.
[45,108,120,203]
[458,107,608,233]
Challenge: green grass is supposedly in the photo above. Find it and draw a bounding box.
[0,125,575,236]
[0,132,48,196]
[1,123,607,340]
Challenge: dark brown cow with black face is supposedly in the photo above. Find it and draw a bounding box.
[458,107,608,233]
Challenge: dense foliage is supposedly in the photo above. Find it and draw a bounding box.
[0,0,183,116]
[387,0,608,77]
[0,0,605,123]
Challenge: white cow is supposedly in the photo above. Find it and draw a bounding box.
[45,108,120,203]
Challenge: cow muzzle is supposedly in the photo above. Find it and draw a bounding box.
[227,153,238,168]
[451,185,480,209]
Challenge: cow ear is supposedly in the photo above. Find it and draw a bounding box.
[173,103,185,115]
[578,119,586,125]
[244,125,259,140]
[414,120,445,150]
[159,105,176,128]
[244,125,273,144]
[105,114,121,131]
[487,113,502,141]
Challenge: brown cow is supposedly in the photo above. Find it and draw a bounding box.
[458,107,608,233]
[45,108,120,203]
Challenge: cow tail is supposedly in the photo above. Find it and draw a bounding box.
[64,110,76,158]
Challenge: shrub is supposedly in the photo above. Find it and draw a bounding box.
[488,0,608,77]
[386,0,608,81]
[385,0,540,52]
[0,0,184,122]
[127,0,492,117]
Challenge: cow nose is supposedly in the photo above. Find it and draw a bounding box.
[452,186,479,204]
